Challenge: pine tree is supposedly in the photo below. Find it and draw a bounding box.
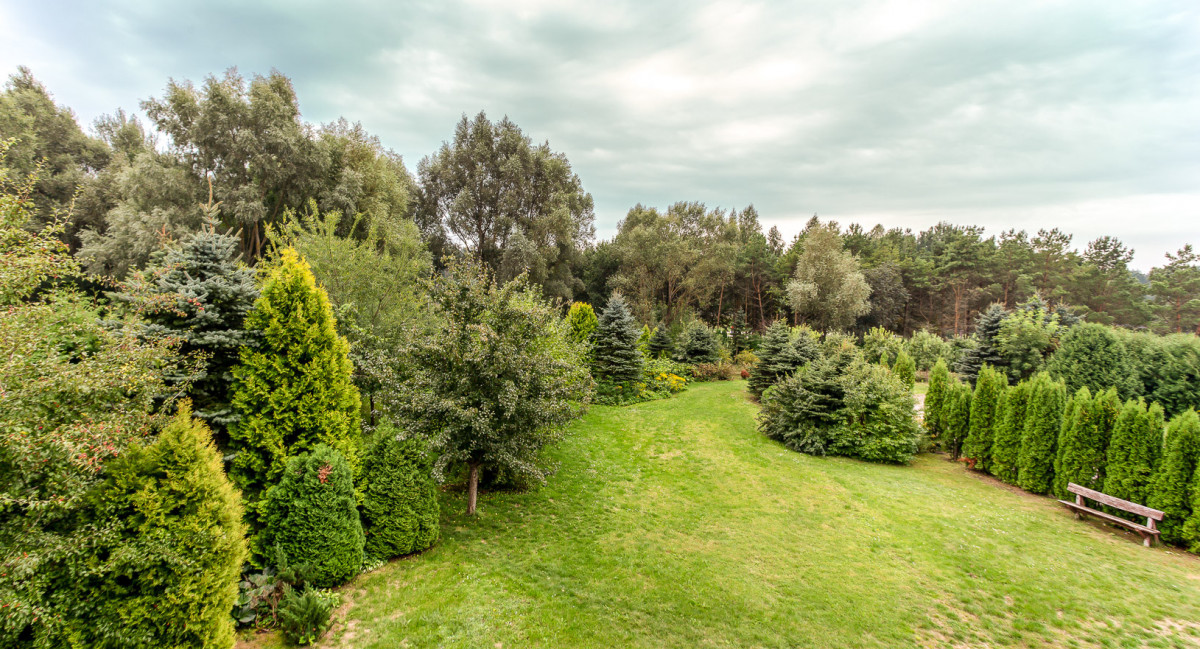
[1018,373,1067,494]
[963,365,1008,471]
[69,403,247,648]
[1104,399,1164,512]
[891,349,916,390]
[592,293,644,384]
[1053,387,1117,497]
[924,358,951,438]
[360,426,440,561]
[956,304,1008,385]
[1149,409,1200,545]
[261,444,365,588]
[115,213,259,432]
[676,321,720,365]
[228,248,362,547]
[647,325,674,359]
[943,381,973,460]
[991,380,1031,484]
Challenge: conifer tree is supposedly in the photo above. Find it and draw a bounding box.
[1104,399,1164,511]
[891,349,916,390]
[1046,322,1139,400]
[647,325,674,359]
[565,301,598,347]
[592,293,643,384]
[261,444,365,588]
[1018,373,1067,494]
[1149,409,1200,545]
[956,304,1008,385]
[924,358,951,438]
[963,365,1008,471]
[1053,387,1117,497]
[360,426,440,561]
[991,380,1031,484]
[676,321,720,364]
[943,381,973,460]
[748,322,818,397]
[228,248,362,544]
[116,212,259,432]
[729,311,749,354]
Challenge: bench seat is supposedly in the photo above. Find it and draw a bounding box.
[1056,482,1164,547]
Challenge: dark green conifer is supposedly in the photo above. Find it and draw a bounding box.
[963,365,1008,471]
[1053,387,1118,497]
[991,380,1031,484]
[1103,399,1164,512]
[943,381,973,460]
[359,426,440,560]
[1018,373,1067,494]
[647,325,674,359]
[1149,409,1200,545]
[1045,323,1139,400]
[592,293,643,384]
[956,304,1008,385]
[924,358,951,438]
[676,321,720,365]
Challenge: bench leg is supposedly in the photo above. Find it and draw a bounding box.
[1143,534,1153,548]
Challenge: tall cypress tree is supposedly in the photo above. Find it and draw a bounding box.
[1104,399,1164,512]
[924,358,951,438]
[228,248,362,547]
[115,215,259,433]
[963,365,1008,471]
[1053,387,1116,497]
[1150,409,1200,545]
[956,304,1008,385]
[592,293,643,384]
[943,381,973,460]
[1018,373,1067,494]
[990,381,1029,484]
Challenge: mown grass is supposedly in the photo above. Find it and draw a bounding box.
[246,380,1200,649]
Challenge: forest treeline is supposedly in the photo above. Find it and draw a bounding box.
[3,66,1198,335]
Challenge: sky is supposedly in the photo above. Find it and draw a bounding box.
[2,0,1198,270]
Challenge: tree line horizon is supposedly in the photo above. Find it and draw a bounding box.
[3,65,1197,337]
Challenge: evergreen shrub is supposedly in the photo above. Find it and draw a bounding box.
[360,425,440,561]
[1018,373,1068,494]
[1150,410,1200,545]
[892,349,916,389]
[963,365,1007,471]
[924,358,951,438]
[990,380,1031,484]
[1103,399,1164,515]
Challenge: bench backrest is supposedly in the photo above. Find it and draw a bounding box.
[1067,483,1164,521]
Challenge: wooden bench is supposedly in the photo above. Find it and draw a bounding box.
[1057,483,1164,547]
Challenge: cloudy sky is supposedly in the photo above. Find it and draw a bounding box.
[3,0,1198,269]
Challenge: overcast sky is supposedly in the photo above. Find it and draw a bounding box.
[3,0,1198,269]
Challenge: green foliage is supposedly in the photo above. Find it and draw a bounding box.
[1017,373,1068,494]
[862,326,903,365]
[956,304,1008,385]
[386,259,592,512]
[647,325,674,359]
[592,293,644,385]
[261,445,365,588]
[676,320,720,365]
[1045,323,1139,400]
[229,249,362,550]
[991,380,1031,485]
[360,426,440,561]
[1052,388,1118,497]
[923,358,951,438]
[1149,410,1200,544]
[963,365,1007,470]
[995,307,1059,382]
[1103,399,1164,512]
[891,349,916,389]
[57,404,247,648]
[748,321,819,397]
[1122,332,1200,418]
[942,381,973,460]
[1148,245,1200,335]
[278,585,339,646]
[785,223,871,331]
[904,329,952,372]
[566,301,599,347]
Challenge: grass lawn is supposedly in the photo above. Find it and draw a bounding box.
[244,381,1200,649]
[914,380,929,396]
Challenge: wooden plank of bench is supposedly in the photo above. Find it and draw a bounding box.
[1058,500,1161,546]
[1066,483,1164,521]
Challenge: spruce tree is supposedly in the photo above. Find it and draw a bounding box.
[1018,373,1067,494]
[1104,399,1164,512]
[360,426,440,561]
[991,380,1031,484]
[729,311,749,354]
[116,214,259,432]
[1053,387,1116,497]
[228,248,362,546]
[677,321,720,365]
[892,349,916,389]
[592,294,644,384]
[956,304,1008,385]
[924,358,951,438]
[963,365,1008,471]
[749,322,818,397]
[943,381,973,460]
[647,325,674,359]
[261,444,365,588]
[1149,409,1200,545]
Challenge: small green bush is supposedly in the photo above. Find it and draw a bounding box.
[647,325,674,359]
[905,329,953,372]
[1103,399,1164,513]
[1018,373,1068,495]
[261,445,365,588]
[278,585,339,646]
[861,326,903,365]
[990,380,1031,484]
[1150,409,1200,545]
[891,350,916,390]
[963,365,1007,471]
[360,427,440,561]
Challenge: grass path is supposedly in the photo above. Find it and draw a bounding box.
[253,381,1200,648]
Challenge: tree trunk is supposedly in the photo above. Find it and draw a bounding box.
[467,462,481,515]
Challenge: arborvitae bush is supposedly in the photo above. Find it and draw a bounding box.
[360,426,440,561]
[892,349,916,389]
[592,293,643,384]
[1149,410,1200,545]
[1103,399,1164,511]
[1053,387,1118,497]
[565,301,598,348]
[676,321,720,365]
[62,404,247,648]
[942,381,973,460]
[229,249,361,548]
[924,358,951,438]
[261,445,365,588]
[647,325,674,359]
[963,365,1007,471]
[1046,323,1139,400]
[991,380,1031,484]
[956,304,1008,385]
[1018,373,1068,494]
